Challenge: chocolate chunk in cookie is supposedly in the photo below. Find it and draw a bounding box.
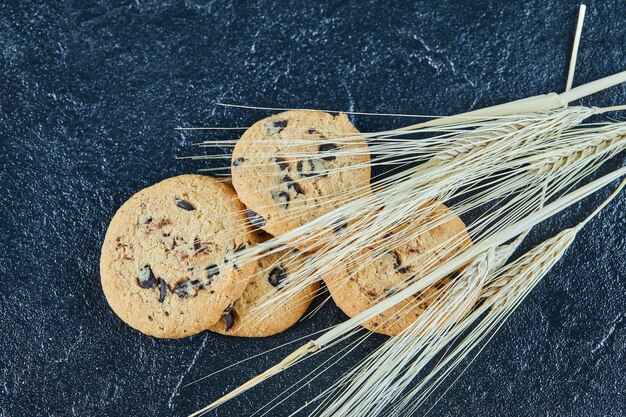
[138,266,158,289]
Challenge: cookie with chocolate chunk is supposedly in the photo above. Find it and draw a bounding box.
[324,203,473,336]
[231,110,371,250]
[100,175,259,338]
[209,244,319,337]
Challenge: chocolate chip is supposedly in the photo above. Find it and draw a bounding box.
[173,281,191,298]
[206,264,220,281]
[272,157,289,171]
[144,217,153,224]
[396,265,411,274]
[332,218,348,233]
[308,128,317,134]
[388,251,401,266]
[268,266,287,287]
[387,250,411,274]
[233,157,244,167]
[319,143,339,161]
[158,279,168,303]
[273,120,287,128]
[413,292,425,301]
[434,280,447,290]
[190,279,204,289]
[223,302,236,331]
[175,199,195,211]
[388,250,410,274]
[138,266,157,289]
[193,237,207,252]
[298,159,328,177]
[272,191,290,208]
[290,182,303,194]
[271,120,287,133]
[246,210,266,227]
[164,311,170,316]
[406,246,423,254]
[366,290,377,298]
[384,288,399,297]
[297,160,316,178]
[224,311,234,330]
[233,244,247,269]
[282,175,303,194]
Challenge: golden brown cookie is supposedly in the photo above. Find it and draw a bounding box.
[100,175,259,338]
[324,203,472,336]
[209,246,319,337]
[231,110,371,250]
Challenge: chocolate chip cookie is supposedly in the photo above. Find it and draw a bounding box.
[100,175,259,338]
[209,245,319,337]
[231,110,371,249]
[324,203,472,336]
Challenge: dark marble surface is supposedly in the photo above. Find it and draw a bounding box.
[1,1,625,416]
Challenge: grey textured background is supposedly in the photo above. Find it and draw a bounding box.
[1,1,625,416]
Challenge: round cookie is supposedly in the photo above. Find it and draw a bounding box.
[209,246,320,337]
[324,203,472,336]
[100,175,259,338]
[231,110,371,250]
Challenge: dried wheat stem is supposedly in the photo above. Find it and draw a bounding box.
[187,73,626,416]
[250,116,625,313]
[191,167,626,416]
[316,177,625,417]
[396,179,625,417]
[314,249,494,417]
[565,4,586,93]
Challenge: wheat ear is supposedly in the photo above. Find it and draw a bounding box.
[189,165,626,416]
[246,117,626,319]
[392,178,625,417]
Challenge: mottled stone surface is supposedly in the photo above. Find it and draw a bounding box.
[1,1,625,416]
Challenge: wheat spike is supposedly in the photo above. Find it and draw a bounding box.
[246,118,626,319]
[394,179,624,417]
[189,166,626,416]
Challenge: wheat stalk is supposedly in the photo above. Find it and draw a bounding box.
[312,175,623,417]
[310,248,496,417]
[243,117,626,319]
[181,116,626,416]
[182,66,626,413]
[189,165,626,416]
[393,179,624,417]
[191,116,626,357]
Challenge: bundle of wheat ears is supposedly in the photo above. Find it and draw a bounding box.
[179,7,625,416]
